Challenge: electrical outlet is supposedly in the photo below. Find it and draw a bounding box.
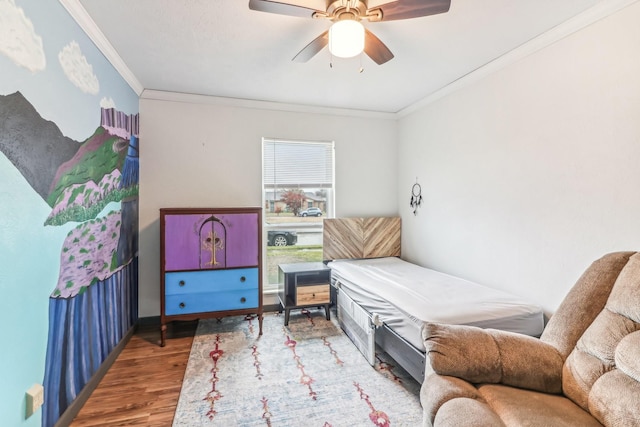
[26,384,44,418]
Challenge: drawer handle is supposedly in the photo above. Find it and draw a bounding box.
[179,302,185,309]
[240,297,246,303]
[179,280,185,287]
[240,276,246,282]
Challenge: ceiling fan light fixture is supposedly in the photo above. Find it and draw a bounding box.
[329,20,365,58]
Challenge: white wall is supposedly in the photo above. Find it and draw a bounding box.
[398,2,640,315]
[139,95,398,316]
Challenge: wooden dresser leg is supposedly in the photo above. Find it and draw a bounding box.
[160,323,167,347]
[258,313,264,335]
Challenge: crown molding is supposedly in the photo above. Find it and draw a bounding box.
[140,89,398,120]
[59,0,144,96]
[398,0,640,118]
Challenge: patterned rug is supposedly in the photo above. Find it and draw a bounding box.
[173,308,422,426]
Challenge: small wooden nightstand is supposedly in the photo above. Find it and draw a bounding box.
[278,262,331,326]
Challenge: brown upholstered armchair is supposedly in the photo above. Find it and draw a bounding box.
[421,251,640,427]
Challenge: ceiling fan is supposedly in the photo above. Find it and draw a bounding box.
[248,0,451,65]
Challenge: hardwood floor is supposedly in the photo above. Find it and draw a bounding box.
[70,321,198,427]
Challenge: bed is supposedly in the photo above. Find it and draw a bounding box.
[323,217,545,384]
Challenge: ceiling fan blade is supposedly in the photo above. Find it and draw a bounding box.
[248,0,320,18]
[364,29,394,65]
[374,0,450,21]
[292,31,329,62]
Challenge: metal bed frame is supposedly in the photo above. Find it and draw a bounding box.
[323,216,426,383]
[334,279,426,383]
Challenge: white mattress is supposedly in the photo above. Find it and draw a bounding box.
[328,257,544,351]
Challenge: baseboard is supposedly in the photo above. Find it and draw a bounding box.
[264,304,280,312]
[138,315,160,327]
[54,324,136,427]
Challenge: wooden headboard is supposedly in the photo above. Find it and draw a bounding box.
[323,217,401,261]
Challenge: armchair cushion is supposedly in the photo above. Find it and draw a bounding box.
[477,384,603,427]
[423,322,564,393]
[433,397,506,427]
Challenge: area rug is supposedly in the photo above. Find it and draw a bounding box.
[173,309,422,426]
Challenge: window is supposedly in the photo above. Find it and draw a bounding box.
[262,138,335,292]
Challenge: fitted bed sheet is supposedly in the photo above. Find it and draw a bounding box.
[328,257,544,351]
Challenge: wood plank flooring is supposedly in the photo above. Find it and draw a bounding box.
[70,321,197,427]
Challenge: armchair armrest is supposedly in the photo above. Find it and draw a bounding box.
[422,322,564,394]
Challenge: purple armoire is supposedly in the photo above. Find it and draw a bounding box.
[159,207,263,345]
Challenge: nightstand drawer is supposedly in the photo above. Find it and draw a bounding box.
[296,284,330,305]
[165,268,258,295]
[165,290,258,315]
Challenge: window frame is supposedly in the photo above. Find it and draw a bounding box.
[261,138,335,294]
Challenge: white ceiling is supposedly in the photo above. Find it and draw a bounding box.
[73,0,619,114]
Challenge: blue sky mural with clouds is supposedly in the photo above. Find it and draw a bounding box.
[0,0,138,140]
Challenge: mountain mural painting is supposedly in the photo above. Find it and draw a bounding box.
[0,91,140,427]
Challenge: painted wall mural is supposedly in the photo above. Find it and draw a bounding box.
[0,1,139,426]
[1,90,139,426]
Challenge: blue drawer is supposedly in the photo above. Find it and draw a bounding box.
[165,290,258,315]
[165,268,258,295]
